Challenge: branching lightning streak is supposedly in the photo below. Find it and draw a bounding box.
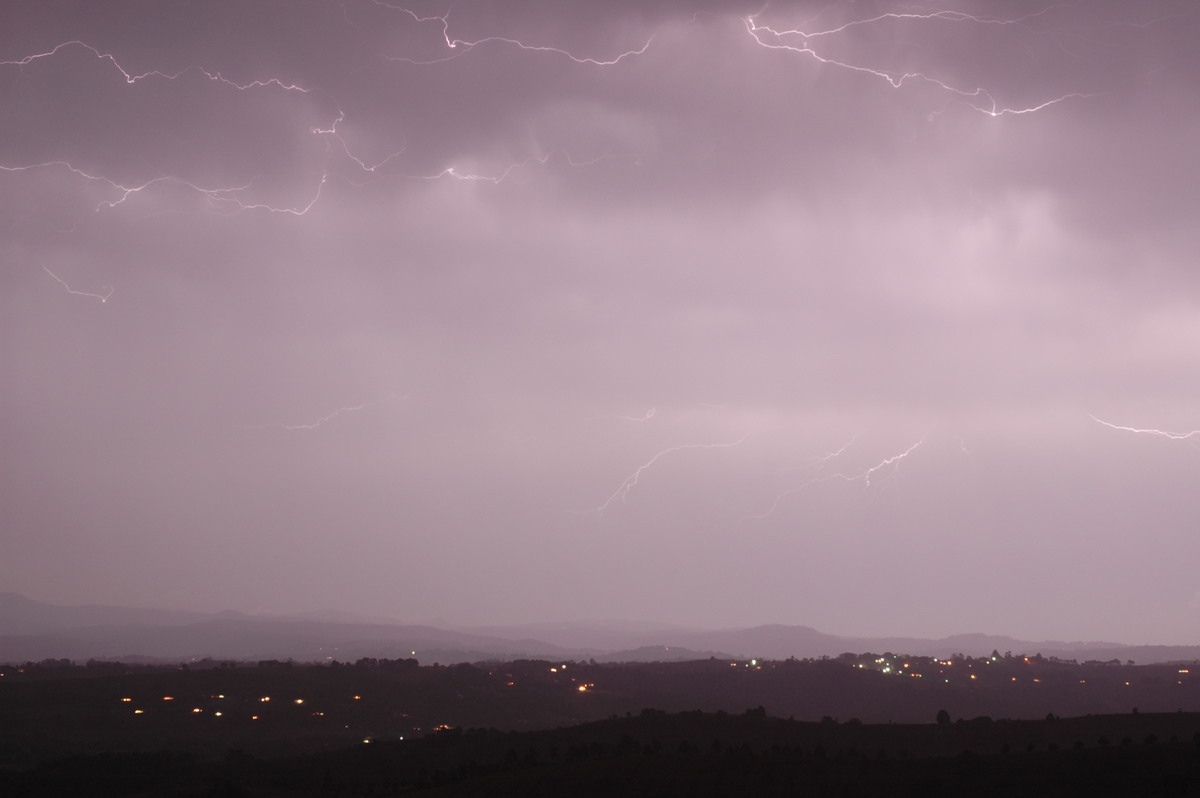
[311,111,408,174]
[376,3,653,66]
[3,18,650,212]
[1,42,373,213]
[1088,414,1200,443]
[742,7,1103,117]
[42,265,113,303]
[247,392,409,431]
[0,161,323,216]
[750,435,923,520]
[580,436,746,516]
[1,40,313,93]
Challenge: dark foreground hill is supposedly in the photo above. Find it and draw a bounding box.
[2,653,1200,795]
[3,653,1200,769]
[3,708,1199,797]
[7,652,1200,768]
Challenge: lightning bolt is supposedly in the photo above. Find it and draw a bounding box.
[1089,414,1200,443]
[742,6,1115,117]
[1,27,643,228]
[1,40,359,214]
[376,3,653,66]
[5,36,421,185]
[750,435,924,520]
[0,161,326,216]
[579,436,746,516]
[1,40,314,93]
[246,392,409,431]
[845,439,925,487]
[751,432,861,520]
[311,111,409,174]
[42,265,113,303]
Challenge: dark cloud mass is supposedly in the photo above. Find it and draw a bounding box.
[3,1,1198,644]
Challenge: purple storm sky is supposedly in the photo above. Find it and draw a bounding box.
[3,1,1198,644]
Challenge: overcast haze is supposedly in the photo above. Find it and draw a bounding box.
[3,0,1198,645]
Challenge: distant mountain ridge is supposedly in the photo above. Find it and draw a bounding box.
[0,592,217,634]
[2,594,1197,665]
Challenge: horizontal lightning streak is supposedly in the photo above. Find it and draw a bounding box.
[377,3,653,66]
[246,392,409,431]
[0,161,323,216]
[1,40,313,93]
[1089,414,1200,442]
[794,7,1055,39]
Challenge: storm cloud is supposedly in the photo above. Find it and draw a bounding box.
[3,0,1198,643]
